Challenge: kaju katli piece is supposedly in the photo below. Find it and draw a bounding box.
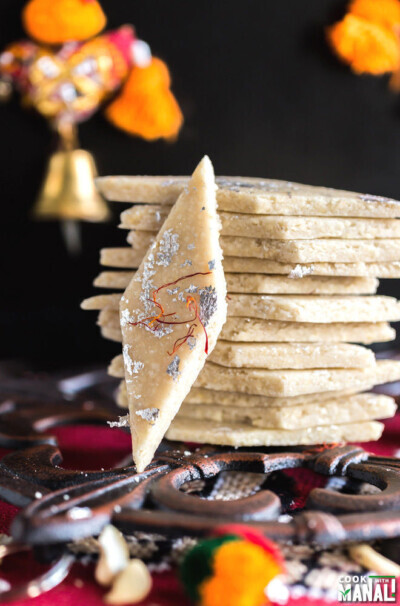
[119,156,227,472]
[97,247,400,277]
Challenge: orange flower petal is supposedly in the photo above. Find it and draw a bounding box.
[350,0,400,29]
[105,57,183,141]
[23,0,107,45]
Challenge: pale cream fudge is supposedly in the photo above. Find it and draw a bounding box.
[208,341,375,369]
[108,356,382,398]
[127,230,400,263]
[97,309,395,344]
[166,418,384,446]
[116,157,227,472]
[99,247,400,278]
[115,359,400,410]
[177,394,395,430]
[119,205,400,239]
[96,175,400,218]
[195,363,388,398]
[215,214,400,240]
[82,292,400,323]
[81,169,400,459]
[94,270,379,295]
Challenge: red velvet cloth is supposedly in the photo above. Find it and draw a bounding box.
[0,416,399,606]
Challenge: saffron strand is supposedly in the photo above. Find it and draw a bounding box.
[187,296,209,354]
[168,323,197,356]
[129,270,212,354]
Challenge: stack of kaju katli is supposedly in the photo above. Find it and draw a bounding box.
[82,159,400,471]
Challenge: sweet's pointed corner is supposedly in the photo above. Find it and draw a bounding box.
[189,155,215,190]
[132,451,147,474]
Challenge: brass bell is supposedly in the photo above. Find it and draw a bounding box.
[33,148,110,222]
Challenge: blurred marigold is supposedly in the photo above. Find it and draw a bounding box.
[350,0,400,29]
[23,0,107,45]
[327,13,400,74]
[105,58,183,140]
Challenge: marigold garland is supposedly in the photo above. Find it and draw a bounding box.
[328,14,400,74]
[350,0,400,29]
[0,0,183,226]
[327,0,400,76]
[1,1,183,140]
[105,58,184,140]
[23,0,107,45]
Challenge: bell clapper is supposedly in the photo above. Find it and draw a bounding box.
[60,220,82,256]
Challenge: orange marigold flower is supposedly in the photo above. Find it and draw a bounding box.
[105,57,183,141]
[23,0,107,45]
[350,0,400,29]
[327,14,400,74]
[199,540,283,606]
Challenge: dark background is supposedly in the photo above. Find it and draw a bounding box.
[1,0,399,369]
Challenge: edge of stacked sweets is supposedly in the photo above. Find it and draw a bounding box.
[82,175,400,448]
